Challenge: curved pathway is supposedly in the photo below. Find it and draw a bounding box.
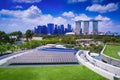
[76,50,120,80]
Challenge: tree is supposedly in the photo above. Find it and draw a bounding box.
[61,36,76,44]
[0,31,10,44]
[0,44,7,54]
[9,31,23,41]
[25,30,34,42]
[10,45,16,53]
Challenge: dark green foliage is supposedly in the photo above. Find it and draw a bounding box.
[0,31,10,44]
[25,30,34,41]
[64,44,74,48]
[0,44,7,54]
[60,36,76,44]
[0,43,11,54]
[0,30,120,56]
[89,44,103,53]
[9,31,23,41]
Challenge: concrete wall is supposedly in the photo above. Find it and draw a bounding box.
[101,54,120,67]
[76,50,114,80]
[100,45,120,68]
[85,52,120,76]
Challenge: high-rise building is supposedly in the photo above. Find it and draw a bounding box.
[54,25,58,34]
[74,19,101,35]
[80,28,82,35]
[47,23,54,35]
[92,20,98,35]
[34,25,47,34]
[83,21,89,35]
[67,24,72,32]
[64,28,68,33]
[42,25,47,34]
[57,26,61,34]
[75,20,82,35]
[34,26,42,34]
[60,24,65,34]
[34,27,38,34]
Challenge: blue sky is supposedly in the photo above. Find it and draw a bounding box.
[0,0,120,33]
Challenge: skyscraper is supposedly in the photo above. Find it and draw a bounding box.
[54,25,58,34]
[58,26,61,34]
[34,26,42,34]
[34,25,47,34]
[92,20,98,35]
[83,21,89,35]
[74,19,101,35]
[42,25,47,34]
[47,23,54,35]
[75,20,82,35]
[60,24,65,34]
[67,24,72,32]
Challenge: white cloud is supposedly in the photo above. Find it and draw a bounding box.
[67,0,103,4]
[0,5,68,33]
[0,6,119,33]
[73,14,91,21]
[67,0,87,3]
[13,0,41,3]
[86,3,118,13]
[95,15,110,21]
[94,15,113,32]
[53,17,68,25]
[72,14,119,33]
[15,5,23,9]
[0,5,42,19]
[92,0,103,3]
[62,11,75,18]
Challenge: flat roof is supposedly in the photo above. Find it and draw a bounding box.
[7,48,78,65]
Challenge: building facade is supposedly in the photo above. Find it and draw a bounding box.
[75,20,101,35]
[92,21,98,35]
[83,21,89,35]
[34,23,73,35]
[47,23,54,35]
[75,20,82,35]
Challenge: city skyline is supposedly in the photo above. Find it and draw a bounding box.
[0,0,120,33]
[34,23,72,35]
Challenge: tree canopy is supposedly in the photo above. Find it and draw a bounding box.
[25,30,34,41]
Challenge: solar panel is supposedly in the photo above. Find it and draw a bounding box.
[7,48,78,65]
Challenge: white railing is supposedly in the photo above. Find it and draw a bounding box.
[76,50,120,80]
[85,52,120,76]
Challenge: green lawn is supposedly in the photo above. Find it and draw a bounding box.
[104,45,120,59]
[0,66,107,80]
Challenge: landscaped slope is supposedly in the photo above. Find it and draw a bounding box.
[104,45,120,59]
[0,66,107,80]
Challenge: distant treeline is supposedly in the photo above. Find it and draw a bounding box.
[0,30,120,55]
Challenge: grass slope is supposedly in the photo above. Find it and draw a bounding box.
[104,45,120,59]
[0,66,107,80]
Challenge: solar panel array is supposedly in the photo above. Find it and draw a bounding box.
[7,49,78,65]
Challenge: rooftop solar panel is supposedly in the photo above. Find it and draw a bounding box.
[7,48,78,65]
